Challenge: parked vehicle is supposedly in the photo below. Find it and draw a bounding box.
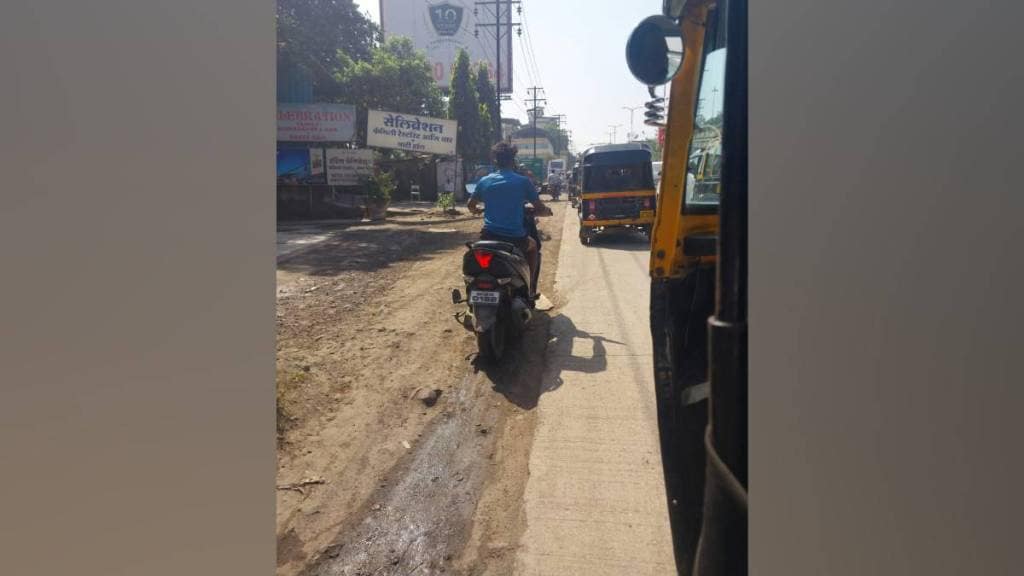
[569,162,581,207]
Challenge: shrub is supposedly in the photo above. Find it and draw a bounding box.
[436,192,455,212]
[363,171,395,204]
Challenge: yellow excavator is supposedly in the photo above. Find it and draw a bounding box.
[625,0,746,574]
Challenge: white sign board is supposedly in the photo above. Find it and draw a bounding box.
[381,0,512,91]
[277,103,356,142]
[367,110,457,156]
[325,149,375,186]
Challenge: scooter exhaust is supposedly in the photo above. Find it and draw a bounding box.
[511,297,532,328]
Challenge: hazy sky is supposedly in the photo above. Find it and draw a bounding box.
[354,0,669,151]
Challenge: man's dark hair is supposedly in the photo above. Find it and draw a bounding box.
[491,142,517,168]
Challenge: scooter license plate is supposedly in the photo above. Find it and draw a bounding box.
[469,290,501,305]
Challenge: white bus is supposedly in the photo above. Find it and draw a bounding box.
[547,158,566,175]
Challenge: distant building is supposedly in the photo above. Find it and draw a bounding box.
[510,125,556,161]
[501,118,522,141]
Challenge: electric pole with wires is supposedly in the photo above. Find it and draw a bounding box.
[525,86,546,161]
[550,113,567,155]
[474,0,521,124]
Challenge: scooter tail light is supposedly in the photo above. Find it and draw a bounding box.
[473,249,493,268]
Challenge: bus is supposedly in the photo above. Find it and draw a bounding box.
[547,158,566,176]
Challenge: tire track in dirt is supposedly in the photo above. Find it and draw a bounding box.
[288,202,567,576]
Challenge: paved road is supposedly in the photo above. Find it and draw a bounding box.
[516,210,676,574]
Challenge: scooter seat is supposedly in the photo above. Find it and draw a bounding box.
[470,240,526,259]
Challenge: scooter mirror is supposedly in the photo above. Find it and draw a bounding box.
[625,15,685,86]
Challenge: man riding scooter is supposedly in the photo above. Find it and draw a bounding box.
[546,169,563,200]
[467,142,552,295]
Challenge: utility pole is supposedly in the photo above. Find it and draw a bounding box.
[475,1,521,125]
[526,86,546,161]
[550,113,567,156]
[608,124,622,144]
[622,106,641,142]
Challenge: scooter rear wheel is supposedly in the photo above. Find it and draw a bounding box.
[476,323,506,362]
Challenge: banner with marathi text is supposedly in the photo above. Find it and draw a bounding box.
[366,110,457,156]
[326,149,375,186]
[277,103,356,142]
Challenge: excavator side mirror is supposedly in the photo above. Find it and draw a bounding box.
[625,15,685,86]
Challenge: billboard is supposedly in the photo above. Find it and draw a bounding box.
[367,109,457,156]
[382,0,512,92]
[277,103,356,142]
[326,149,376,186]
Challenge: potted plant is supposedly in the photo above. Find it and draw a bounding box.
[362,171,394,221]
[435,191,458,216]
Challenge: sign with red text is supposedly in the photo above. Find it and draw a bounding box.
[367,110,457,156]
[277,103,356,142]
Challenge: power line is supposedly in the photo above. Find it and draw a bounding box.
[474,1,521,122]
[525,86,546,160]
[515,23,537,88]
[518,4,545,89]
[550,113,568,155]
[513,3,542,90]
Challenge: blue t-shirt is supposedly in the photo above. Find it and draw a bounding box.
[470,169,539,238]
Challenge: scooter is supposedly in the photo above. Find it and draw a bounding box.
[550,182,562,201]
[452,207,544,362]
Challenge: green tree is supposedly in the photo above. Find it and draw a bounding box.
[276,0,379,97]
[449,50,486,163]
[335,37,445,145]
[449,51,479,158]
[646,136,663,159]
[475,63,500,147]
